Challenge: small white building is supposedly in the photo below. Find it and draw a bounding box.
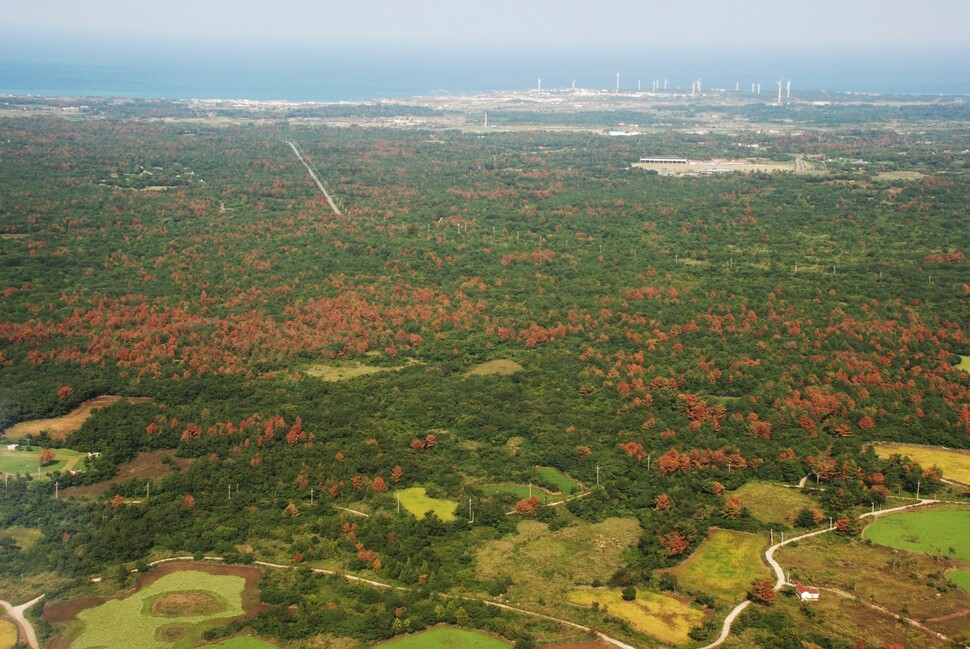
[795,583,820,600]
[6,444,18,451]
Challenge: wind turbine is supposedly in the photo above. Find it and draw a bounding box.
[786,79,791,99]
[777,78,783,104]
[615,72,620,92]
[537,77,542,95]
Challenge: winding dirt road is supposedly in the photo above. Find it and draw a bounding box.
[1,594,43,649]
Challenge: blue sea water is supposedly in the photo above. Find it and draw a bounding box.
[1,39,968,101]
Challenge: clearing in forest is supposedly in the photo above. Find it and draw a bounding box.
[0,447,87,477]
[566,588,705,645]
[394,487,458,521]
[776,533,970,640]
[535,467,581,495]
[863,507,970,561]
[871,443,970,485]
[0,526,42,550]
[666,528,769,605]
[475,518,641,609]
[376,626,511,648]
[2,395,153,441]
[464,359,524,377]
[729,481,818,526]
[959,355,970,374]
[65,450,194,498]
[205,636,277,649]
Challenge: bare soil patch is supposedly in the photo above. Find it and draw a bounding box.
[151,591,222,617]
[155,623,189,642]
[65,450,193,498]
[465,359,524,377]
[3,396,153,441]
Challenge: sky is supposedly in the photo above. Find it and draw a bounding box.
[4,0,969,55]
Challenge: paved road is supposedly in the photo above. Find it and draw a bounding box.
[286,141,342,215]
[1,594,44,649]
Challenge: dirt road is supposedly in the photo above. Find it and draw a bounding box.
[1,594,43,649]
[286,141,342,215]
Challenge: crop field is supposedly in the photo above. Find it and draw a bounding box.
[395,487,458,521]
[376,626,511,648]
[535,467,580,495]
[65,450,195,498]
[566,588,705,645]
[2,395,152,441]
[873,443,970,485]
[476,518,640,609]
[0,619,17,649]
[667,529,769,604]
[863,507,970,561]
[729,482,818,526]
[0,447,87,477]
[64,568,251,649]
[776,534,970,634]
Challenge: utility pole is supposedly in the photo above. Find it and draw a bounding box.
[55,481,59,499]
[596,465,600,486]
[770,529,774,544]
[310,488,314,505]
[916,480,921,500]
[147,482,150,500]
[646,454,651,472]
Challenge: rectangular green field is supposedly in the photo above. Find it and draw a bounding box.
[535,467,580,495]
[482,484,554,502]
[667,528,770,604]
[730,481,818,526]
[872,444,970,485]
[395,487,458,521]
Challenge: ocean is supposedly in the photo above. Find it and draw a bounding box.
[2,40,968,101]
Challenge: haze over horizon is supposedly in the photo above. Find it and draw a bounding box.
[4,0,969,55]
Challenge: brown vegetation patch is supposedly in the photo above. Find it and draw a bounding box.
[65,450,194,498]
[150,591,222,617]
[155,623,189,642]
[465,359,524,377]
[3,396,153,441]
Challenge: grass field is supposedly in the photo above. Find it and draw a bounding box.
[207,637,277,649]
[776,534,970,634]
[0,619,17,649]
[0,447,87,477]
[305,359,417,381]
[872,443,970,485]
[949,569,970,594]
[482,483,554,502]
[2,395,152,441]
[667,529,769,605]
[566,588,705,645]
[864,507,970,561]
[70,569,247,649]
[535,467,580,495]
[729,482,818,526]
[395,487,458,521]
[464,359,524,377]
[376,627,511,648]
[959,355,970,374]
[476,518,641,610]
[0,526,43,550]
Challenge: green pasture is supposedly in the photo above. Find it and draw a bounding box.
[864,507,970,561]
[730,481,818,526]
[394,487,458,521]
[958,355,970,374]
[949,570,970,594]
[535,467,580,495]
[0,447,87,477]
[667,528,770,604]
[567,588,705,645]
[376,627,511,648]
[207,637,277,649]
[70,569,246,649]
[0,526,43,550]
